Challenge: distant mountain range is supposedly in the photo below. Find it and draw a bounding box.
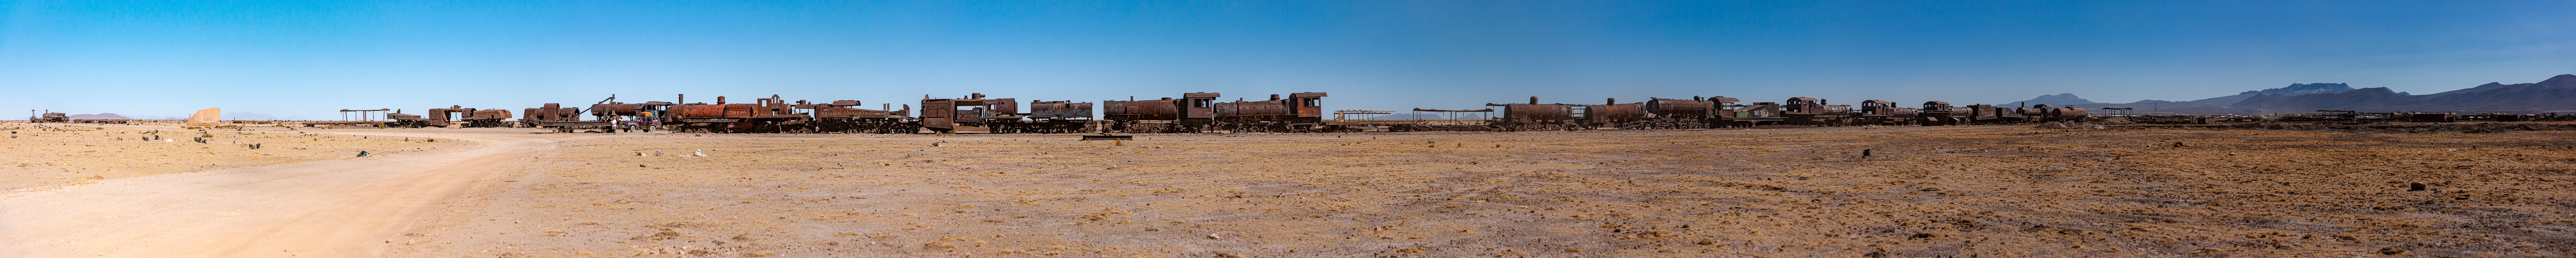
[2233,74,2576,111]
[1995,74,2573,113]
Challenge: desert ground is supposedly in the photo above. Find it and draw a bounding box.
[3,122,2573,258]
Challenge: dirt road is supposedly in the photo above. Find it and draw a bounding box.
[0,128,572,258]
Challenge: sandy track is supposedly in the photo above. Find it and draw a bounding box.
[0,129,569,258]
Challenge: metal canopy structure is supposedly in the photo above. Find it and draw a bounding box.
[340,109,390,121]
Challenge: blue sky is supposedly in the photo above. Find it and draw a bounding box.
[4,0,2572,119]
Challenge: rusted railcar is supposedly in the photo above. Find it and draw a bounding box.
[1966,104,2026,124]
[1729,101,1784,127]
[1856,100,1920,126]
[1637,97,1725,129]
[520,103,584,128]
[1102,92,1218,133]
[1917,101,1970,126]
[666,95,805,133]
[920,93,1092,134]
[1485,97,1584,131]
[2018,104,2050,121]
[2397,112,2458,123]
[1213,92,1327,132]
[2028,104,2087,122]
[589,100,672,132]
[462,109,513,127]
[31,111,68,123]
[1580,96,1728,129]
[797,100,916,134]
[1782,97,1855,126]
[385,106,494,128]
[1585,98,1645,129]
[1015,100,1095,133]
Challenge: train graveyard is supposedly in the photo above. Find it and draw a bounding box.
[3,122,2573,257]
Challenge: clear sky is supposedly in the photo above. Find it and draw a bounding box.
[5,0,2572,119]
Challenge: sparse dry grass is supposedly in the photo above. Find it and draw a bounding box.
[393,126,2576,257]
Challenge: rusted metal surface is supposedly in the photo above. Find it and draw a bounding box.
[1586,98,1645,129]
[1209,92,1330,132]
[1643,98,1716,119]
[1783,97,1852,114]
[383,105,494,128]
[2051,107,2088,120]
[794,100,917,134]
[1485,97,1583,131]
[663,95,821,133]
[1028,100,1092,119]
[1782,97,1855,126]
[33,111,70,123]
[1105,99,1180,120]
[1731,101,1784,125]
[1916,101,1965,126]
[1102,92,1223,133]
[918,93,1086,134]
[1856,99,1920,125]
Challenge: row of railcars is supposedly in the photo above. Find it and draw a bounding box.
[402,92,2114,133]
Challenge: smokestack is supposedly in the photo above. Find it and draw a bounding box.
[1270,94,1281,101]
[1529,97,1539,104]
[678,94,685,104]
[1607,98,1616,105]
[717,96,726,104]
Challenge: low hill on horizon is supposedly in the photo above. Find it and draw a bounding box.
[2230,74,2576,112]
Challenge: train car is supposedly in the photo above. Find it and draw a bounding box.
[31,111,68,123]
[520,103,584,128]
[2023,104,2087,122]
[666,95,804,133]
[1015,99,1095,133]
[1781,97,1855,126]
[1916,101,1969,126]
[586,100,671,132]
[1966,104,2024,124]
[1213,92,1327,132]
[386,106,480,128]
[797,100,917,134]
[1486,97,1584,131]
[1585,98,1645,129]
[1639,97,1722,129]
[920,93,1093,134]
[461,109,514,128]
[1730,101,1784,127]
[1102,92,1218,133]
[1855,100,1920,126]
